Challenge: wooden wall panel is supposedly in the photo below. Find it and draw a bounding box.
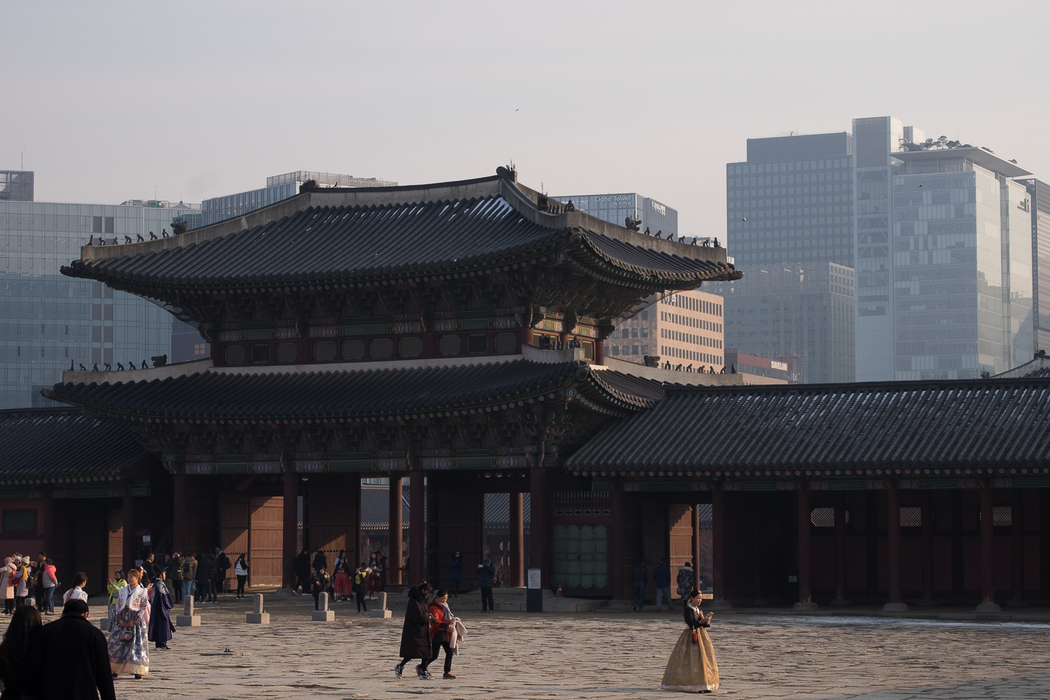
[668,504,693,599]
[249,496,284,586]
[219,493,249,593]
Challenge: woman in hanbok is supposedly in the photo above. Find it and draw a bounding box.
[108,568,152,679]
[149,570,173,650]
[1,558,15,615]
[660,588,719,693]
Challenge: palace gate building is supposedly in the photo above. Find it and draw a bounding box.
[28,168,1050,609]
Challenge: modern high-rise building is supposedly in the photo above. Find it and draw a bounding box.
[0,171,34,202]
[710,263,854,384]
[726,133,854,268]
[202,170,397,225]
[553,192,679,240]
[0,174,201,408]
[1015,178,1050,353]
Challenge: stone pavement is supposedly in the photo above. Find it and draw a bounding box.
[66,589,1050,698]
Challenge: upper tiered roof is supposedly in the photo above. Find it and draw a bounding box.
[61,168,739,322]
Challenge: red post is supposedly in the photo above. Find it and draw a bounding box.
[122,487,135,569]
[711,483,725,603]
[529,467,548,588]
[884,483,907,610]
[978,481,998,609]
[1012,488,1024,604]
[409,470,425,585]
[834,493,848,603]
[173,472,189,556]
[796,486,813,607]
[388,476,403,586]
[509,491,524,588]
[282,469,298,588]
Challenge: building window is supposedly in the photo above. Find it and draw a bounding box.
[899,506,921,527]
[810,507,850,527]
[3,510,36,536]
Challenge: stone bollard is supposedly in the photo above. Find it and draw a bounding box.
[246,593,270,624]
[312,591,336,622]
[176,595,202,627]
[369,591,392,619]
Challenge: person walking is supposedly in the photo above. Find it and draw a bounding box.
[654,558,673,612]
[149,570,173,651]
[108,568,151,679]
[1,558,15,615]
[292,548,310,595]
[0,605,43,699]
[28,599,116,700]
[41,558,58,616]
[234,554,249,599]
[427,589,460,679]
[394,582,434,680]
[197,549,216,603]
[632,560,648,612]
[352,563,371,614]
[333,551,352,602]
[660,588,719,693]
[170,552,184,604]
[448,551,463,597]
[477,558,495,613]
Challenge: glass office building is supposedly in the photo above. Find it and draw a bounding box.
[0,182,200,408]
[202,171,397,225]
[552,193,679,240]
[1017,178,1050,353]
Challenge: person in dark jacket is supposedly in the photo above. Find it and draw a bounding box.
[394,582,433,680]
[141,553,157,581]
[197,550,217,603]
[26,599,116,700]
[311,550,327,574]
[477,558,495,613]
[214,548,231,597]
[292,548,310,595]
[653,558,672,612]
[0,605,42,699]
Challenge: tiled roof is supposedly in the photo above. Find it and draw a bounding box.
[0,407,147,485]
[45,359,660,420]
[565,379,1050,473]
[62,172,738,294]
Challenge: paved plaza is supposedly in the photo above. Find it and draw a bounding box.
[66,591,1050,699]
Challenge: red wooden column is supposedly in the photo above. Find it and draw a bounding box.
[883,482,908,611]
[529,467,549,588]
[173,472,189,557]
[832,493,849,605]
[976,480,1001,611]
[388,476,403,586]
[509,491,525,588]
[282,469,298,588]
[711,483,726,606]
[795,485,817,609]
[609,488,624,600]
[920,491,934,604]
[691,504,701,583]
[408,469,425,585]
[122,486,135,568]
[38,491,54,562]
[1011,488,1024,605]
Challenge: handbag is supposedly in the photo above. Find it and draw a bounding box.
[691,629,699,643]
[119,627,134,643]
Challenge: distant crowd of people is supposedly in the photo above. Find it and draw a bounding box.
[292,548,386,615]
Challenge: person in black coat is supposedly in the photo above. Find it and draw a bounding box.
[394,582,434,680]
[292,549,310,595]
[0,606,42,699]
[197,551,217,603]
[25,599,116,700]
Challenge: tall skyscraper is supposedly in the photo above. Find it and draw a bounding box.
[1015,178,1050,353]
[0,175,200,408]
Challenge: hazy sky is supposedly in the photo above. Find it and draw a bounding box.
[4,1,1049,239]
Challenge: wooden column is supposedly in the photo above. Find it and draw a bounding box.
[920,490,934,604]
[866,491,879,599]
[795,485,816,608]
[711,483,726,604]
[173,472,189,557]
[282,469,298,588]
[691,503,701,583]
[529,467,548,588]
[388,476,403,586]
[977,480,1000,610]
[833,493,848,604]
[883,483,907,610]
[1012,488,1024,605]
[38,490,54,562]
[609,488,624,600]
[509,491,524,588]
[951,490,965,600]
[408,470,425,585]
[122,487,135,568]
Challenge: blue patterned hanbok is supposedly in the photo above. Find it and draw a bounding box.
[108,583,151,676]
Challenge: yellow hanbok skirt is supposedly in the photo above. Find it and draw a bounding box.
[660,626,719,693]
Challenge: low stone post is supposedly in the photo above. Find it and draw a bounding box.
[312,591,335,622]
[246,593,270,624]
[369,591,392,618]
[176,595,201,627]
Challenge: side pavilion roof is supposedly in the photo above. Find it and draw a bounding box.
[62,169,738,299]
[566,378,1050,475]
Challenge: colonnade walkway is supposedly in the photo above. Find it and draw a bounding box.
[70,588,1050,698]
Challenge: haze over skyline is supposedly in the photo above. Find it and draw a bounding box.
[4,0,1049,239]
